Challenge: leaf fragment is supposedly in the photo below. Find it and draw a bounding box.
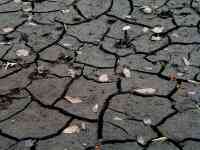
[63,125,80,134]
[16,49,29,57]
[122,67,131,78]
[92,104,99,113]
[182,57,190,66]
[64,95,82,104]
[152,137,168,142]
[2,27,14,33]
[134,88,157,95]
[140,6,153,14]
[122,25,131,31]
[98,74,109,82]
[152,26,164,33]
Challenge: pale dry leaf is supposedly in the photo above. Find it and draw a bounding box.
[141,6,153,14]
[113,116,123,121]
[143,117,152,125]
[98,74,109,82]
[68,69,76,78]
[134,88,157,95]
[137,136,145,145]
[61,9,70,13]
[122,25,131,31]
[16,49,29,57]
[64,95,82,104]
[142,27,149,33]
[2,27,14,33]
[152,26,164,33]
[63,125,80,134]
[152,137,168,142]
[182,57,190,66]
[123,67,131,78]
[24,139,35,147]
[187,79,200,85]
[151,35,162,41]
[14,0,22,3]
[81,122,86,130]
[92,104,99,113]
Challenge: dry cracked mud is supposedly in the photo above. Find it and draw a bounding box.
[0,0,200,150]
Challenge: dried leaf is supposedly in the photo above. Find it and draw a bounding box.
[122,25,131,31]
[187,79,200,85]
[2,27,14,33]
[142,27,149,33]
[68,69,76,78]
[98,74,109,82]
[14,0,22,3]
[182,57,190,66]
[143,117,152,125]
[123,67,131,78]
[141,6,153,14]
[151,35,162,41]
[137,136,145,145]
[16,49,29,57]
[24,139,35,147]
[92,104,99,113]
[152,26,164,33]
[64,95,82,104]
[152,137,168,142]
[134,88,156,95]
[113,116,123,121]
[63,125,80,134]
[170,73,177,81]
[81,122,86,130]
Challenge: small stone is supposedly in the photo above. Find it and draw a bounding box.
[81,122,86,130]
[61,9,70,13]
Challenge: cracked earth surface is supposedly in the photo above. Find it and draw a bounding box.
[0,0,200,150]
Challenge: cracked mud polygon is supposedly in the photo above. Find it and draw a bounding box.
[0,0,200,150]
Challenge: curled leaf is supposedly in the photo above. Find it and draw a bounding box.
[134,88,157,95]
[64,95,82,104]
[63,125,80,134]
